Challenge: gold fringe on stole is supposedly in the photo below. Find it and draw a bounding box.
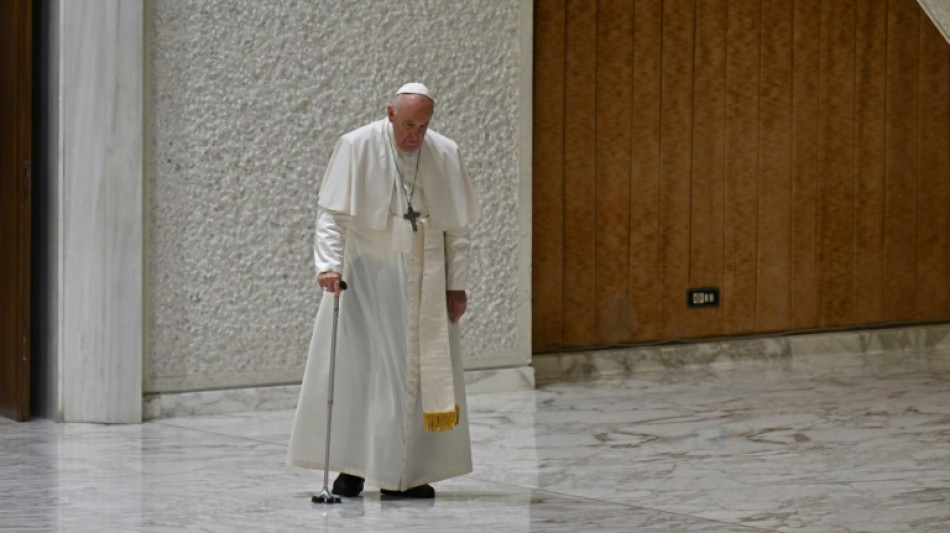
[423,405,460,432]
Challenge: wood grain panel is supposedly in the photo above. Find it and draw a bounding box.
[790,0,821,328]
[688,0,726,337]
[657,0,694,338]
[532,0,950,351]
[628,0,662,342]
[756,0,794,331]
[883,0,920,321]
[561,0,598,346]
[594,0,633,343]
[532,0,566,349]
[0,0,31,421]
[852,0,888,324]
[723,0,760,335]
[916,11,950,316]
[817,0,855,326]
[0,0,16,419]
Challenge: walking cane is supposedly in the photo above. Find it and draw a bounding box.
[312,280,348,504]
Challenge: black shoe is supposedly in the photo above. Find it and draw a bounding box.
[332,473,365,497]
[380,484,435,499]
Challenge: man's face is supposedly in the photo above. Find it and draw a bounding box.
[387,95,434,153]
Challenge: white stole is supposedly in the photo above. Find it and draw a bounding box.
[393,216,458,432]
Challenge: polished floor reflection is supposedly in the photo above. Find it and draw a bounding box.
[3,360,950,532]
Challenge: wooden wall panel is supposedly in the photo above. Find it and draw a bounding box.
[561,0,597,346]
[628,0,662,342]
[817,0,855,326]
[916,13,950,316]
[723,0,760,335]
[884,0,920,321]
[658,0,695,338]
[594,0,633,342]
[790,0,821,329]
[689,0,726,338]
[852,1,888,324]
[0,0,32,421]
[532,0,950,351]
[756,0,794,331]
[531,0,565,347]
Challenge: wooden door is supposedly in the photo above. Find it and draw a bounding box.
[0,0,32,421]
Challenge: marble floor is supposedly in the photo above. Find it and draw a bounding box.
[3,360,950,532]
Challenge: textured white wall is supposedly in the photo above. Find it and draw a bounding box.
[146,1,529,393]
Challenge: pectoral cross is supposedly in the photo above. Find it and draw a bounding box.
[404,204,420,232]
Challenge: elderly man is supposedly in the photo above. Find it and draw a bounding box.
[286,83,479,499]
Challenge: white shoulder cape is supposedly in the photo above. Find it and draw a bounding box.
[317,119,480,231]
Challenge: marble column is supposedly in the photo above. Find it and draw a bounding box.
[56,0,144,423]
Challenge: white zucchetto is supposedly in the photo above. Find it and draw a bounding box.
[395,82,434,101]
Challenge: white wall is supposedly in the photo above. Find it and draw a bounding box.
[144,1,533,397]
[35,0,530,422]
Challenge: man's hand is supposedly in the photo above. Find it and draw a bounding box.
[318,271,343,294]
[446,290,467,324]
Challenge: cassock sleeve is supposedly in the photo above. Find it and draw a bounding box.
[315,205,349,275]
[444,227,471,291]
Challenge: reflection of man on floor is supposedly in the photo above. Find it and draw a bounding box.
[287,82,480,499]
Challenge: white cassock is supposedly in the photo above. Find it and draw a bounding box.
[286,118,480,491]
